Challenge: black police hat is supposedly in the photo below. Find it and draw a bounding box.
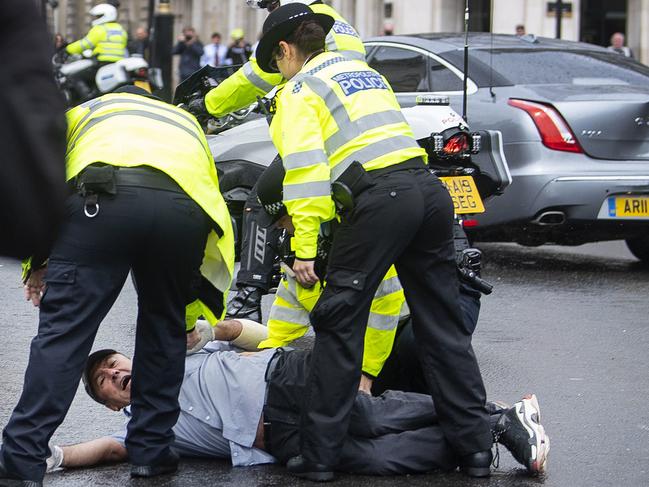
[257,157,288,228]
[82,348,118,404]
[256,3,334,73]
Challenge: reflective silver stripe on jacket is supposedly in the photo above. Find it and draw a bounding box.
[276,280,301,307]
[337,49,366,61]
[68,110,208,157]
[243,62,275,93]
[325,31,338,52]
[283,149,328,171]
[283,180,331,200]
[295,74,416,179]
[331,135,421,181]
[367,312,399,331]
[71,97,207,153]
[268,303,309,326]
[373,275,402,299]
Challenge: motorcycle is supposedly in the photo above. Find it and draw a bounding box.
[53,51,163,106]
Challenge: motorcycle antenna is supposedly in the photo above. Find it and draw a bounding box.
[462,0,470,122]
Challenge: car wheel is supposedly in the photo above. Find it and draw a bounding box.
[625,235,649,263]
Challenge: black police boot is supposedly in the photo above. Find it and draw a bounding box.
[0,457,42,487]
[459,449,492,478]
[286,455,335,482]
[130,449,179,478]
[226,286,264,323]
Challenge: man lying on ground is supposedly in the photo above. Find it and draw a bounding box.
[44,326,550,477]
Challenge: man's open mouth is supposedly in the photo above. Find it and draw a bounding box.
[121,375,131,391]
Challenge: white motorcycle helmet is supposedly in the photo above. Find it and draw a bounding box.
[90,3,118,26]
[246,0,311,11]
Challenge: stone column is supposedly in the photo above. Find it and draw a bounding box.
[627,0,649,64]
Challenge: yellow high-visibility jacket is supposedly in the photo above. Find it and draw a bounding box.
[205,2,366,117]
[259,265,405,377]
[270,51,427,259]
[65,93,235,328]
[66,22,128,63]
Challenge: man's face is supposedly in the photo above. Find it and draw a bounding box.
[136,27,147,40]
[91,353,133,411]
[212,34,221,44]
[612,33,624,48]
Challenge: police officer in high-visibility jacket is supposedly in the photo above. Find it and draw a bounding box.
[0,86,234,485]
[66,3,128,63]
[194,0,366,324]
[253,158,405,385]
[254,4,493,482]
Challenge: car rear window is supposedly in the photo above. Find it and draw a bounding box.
[470,49,649,86]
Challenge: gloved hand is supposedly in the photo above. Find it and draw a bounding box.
[187,319,215,354]
[46,443,64,473]
[187,96,208,119]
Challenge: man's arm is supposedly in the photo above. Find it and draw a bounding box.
[58,437,127,469]
[204,57,283,117]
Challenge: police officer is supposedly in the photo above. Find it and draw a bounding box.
[0,86,234,486]
[64,3,128,100]
[190,0,367,323]
[253,158,404,389]
[66,3,128,63]
[255,4,493,481]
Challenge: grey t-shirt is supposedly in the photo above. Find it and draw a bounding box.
[113,342,277,466]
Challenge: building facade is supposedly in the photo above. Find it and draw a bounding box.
[46,0,648,64]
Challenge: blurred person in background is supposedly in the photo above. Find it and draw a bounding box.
[0,0,67,263]
[54,33,67,50]
[173,26,204,81]
[515,24,526,36]
[201,32,229,67]
[226,28,252,65]
[608,32,634,58]
[129,26,150,59]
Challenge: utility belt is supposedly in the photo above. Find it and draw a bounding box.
[70,164,185,218]
[331,157,425,212]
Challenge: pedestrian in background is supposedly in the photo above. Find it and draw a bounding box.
[54,33,67,50]
[200,32,228,67]
[226,28,252,65]
[0,0,67,262]
[129,26,150,59]
[515,24,526,36]
[173,27,204,80]
[608,32,634,58]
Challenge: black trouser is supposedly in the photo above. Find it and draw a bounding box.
[235,182,282,292]
[1,171,210,481]
[301,166,493,466]
[265,349,499,475]
[374,281,482,395]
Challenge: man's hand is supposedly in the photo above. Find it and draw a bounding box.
[24,267,47,307]
[187,320,215,354]
[358,374,373,395]
[293,258,318,288]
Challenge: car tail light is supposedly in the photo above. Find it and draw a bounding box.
[462,219,479,228]
[443,133,469,155]
[508,99,582,153]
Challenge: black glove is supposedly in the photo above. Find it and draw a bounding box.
[187,96,209,122]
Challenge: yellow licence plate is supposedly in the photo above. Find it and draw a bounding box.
[607,195,649,218]
[439,176,485,214]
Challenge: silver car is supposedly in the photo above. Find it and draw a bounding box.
[365,34,649,262]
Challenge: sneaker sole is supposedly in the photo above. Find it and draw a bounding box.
[517,394,550,475]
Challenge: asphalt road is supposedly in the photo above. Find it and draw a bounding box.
[0,240,647,486]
